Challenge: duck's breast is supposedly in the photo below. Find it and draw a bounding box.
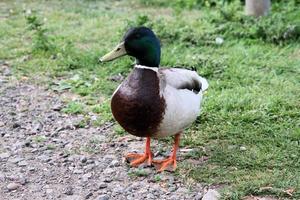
[111,68,166,137]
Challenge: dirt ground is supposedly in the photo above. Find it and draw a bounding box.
[0,63,207,200]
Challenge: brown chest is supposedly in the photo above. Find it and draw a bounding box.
[111,68,165,137]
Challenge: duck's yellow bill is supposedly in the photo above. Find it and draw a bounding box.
[99,42,126,62]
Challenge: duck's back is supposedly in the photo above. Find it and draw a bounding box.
[111,67,166,137]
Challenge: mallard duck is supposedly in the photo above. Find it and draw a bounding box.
[100,27,208,172]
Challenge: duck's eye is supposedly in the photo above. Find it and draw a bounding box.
[134,34,141,39]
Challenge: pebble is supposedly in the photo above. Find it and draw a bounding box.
[73,169,84,174]
[46,188,53,194]
[12,122,21,129]
[176,187,188,193]
[9,157,24,164]
[85,192,93,199]
[29,167,36,172]
[240,146,247,151]
[0,173,4,181]
[195,192,203,200]
[19,177,27,185]
[98,182,107,189]
[7,182,21,191]
[215,37,224,45]
[82,173,92,182]
[109,160,119,167]
[32,121,43,132]
[103,168,114,175]
[81,156,87,163]
[52,103,63,111]
[63,186,74,195]
[202,189,220,200]
[18,161,28,167]
[96,194,109,200]
[38,155,51,162]
[0,152,10,159]
[146,193,155,199]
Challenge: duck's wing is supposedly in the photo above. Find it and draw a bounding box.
[155,68,208,138]
[159,68,208,92]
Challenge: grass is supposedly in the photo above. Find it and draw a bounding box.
[128,169,150,177]
[1,0,299,199]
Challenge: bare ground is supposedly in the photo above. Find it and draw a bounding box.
[0,63,206,200]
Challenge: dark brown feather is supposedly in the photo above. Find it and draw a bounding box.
[111,68,166,137]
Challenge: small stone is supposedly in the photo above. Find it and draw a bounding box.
[32,121,43,132]
[0,152,10,159]
[202,189,220,200]
[113,185,124,194]
[52,103,63,111]
[7,182,21,191]
[46,188,53,194]
[0,121,5,127]
[12,122,21,129]
[29,167,35,172]
[9,157,24,164]
[240,146,247,151]
[63,186,74,195]
[82,173,92,181]
[96,194,109,200]
[73,169,84,174]
[0,173,5,181]
[176,187,188,193]
[215,37,224,45]
[169,186,176,192]
[19,177,27,185]
[3,67,11,76]
[194,192,203,200]
[18,161,28,167]
[109,160,119,167]
[103,168,114,175]
[38,155,51,162]
[80,156,87,163]
[103,177,112,183]
[98,183,107,189]
[24,140,31,147]
[85,192,93,199]
[146,193,155,199]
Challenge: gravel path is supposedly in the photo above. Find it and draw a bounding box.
[0,63,206,200]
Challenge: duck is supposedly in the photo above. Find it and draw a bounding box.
[100,27,208,172]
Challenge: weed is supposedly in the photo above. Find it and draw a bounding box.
[128,169,149,177]
[33,135,47,143]
[153,174,162,182]
[46,144,56,150]
[62,101,85,114]
[26,13,55,53]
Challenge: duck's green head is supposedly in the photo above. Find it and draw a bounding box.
[100,27,161,67]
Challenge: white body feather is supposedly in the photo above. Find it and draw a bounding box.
[135,65,209,138]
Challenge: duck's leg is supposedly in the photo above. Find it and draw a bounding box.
[125,137,153,167]
[153,133,180,172]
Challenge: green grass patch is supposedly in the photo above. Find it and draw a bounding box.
[62,101,85,114]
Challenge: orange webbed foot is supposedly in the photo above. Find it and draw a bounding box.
[153,156,177,172]
[125,137,153,167]
[126,152,152,167]
[153,133,181,172]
